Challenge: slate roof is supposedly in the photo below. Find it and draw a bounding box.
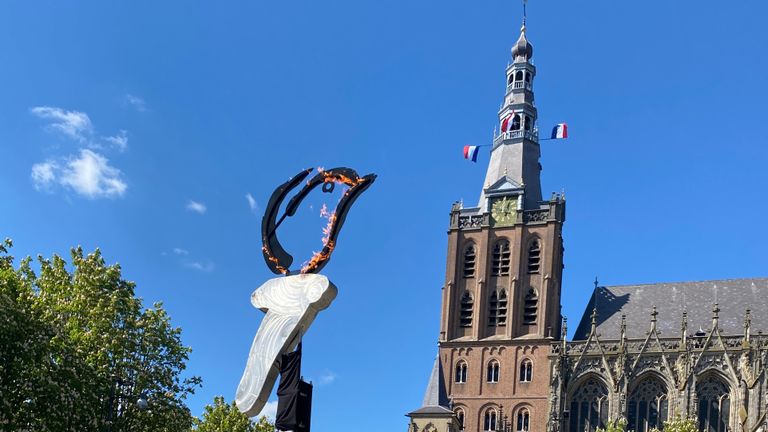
[573,278,768,341]
[408,356,453,416]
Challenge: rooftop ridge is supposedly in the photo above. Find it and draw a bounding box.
[600,276,768,289]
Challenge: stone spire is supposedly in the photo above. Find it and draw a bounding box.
[408,356,452,416]
[406,355,458,432]
[479,19,542,211]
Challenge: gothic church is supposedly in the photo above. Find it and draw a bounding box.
[406,18,768,432]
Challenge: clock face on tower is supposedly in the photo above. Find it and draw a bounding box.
[491,196,518,226]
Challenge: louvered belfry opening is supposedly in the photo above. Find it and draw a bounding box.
[523,288,538,325]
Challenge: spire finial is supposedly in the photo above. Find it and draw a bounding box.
[522,0,528,30]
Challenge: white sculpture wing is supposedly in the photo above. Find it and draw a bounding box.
[235,273,337,417]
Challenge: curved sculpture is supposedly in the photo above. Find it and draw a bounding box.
[261,167,377,275]
[237,166,375,419]
[235,273,337,417]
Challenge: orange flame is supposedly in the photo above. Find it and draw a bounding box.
[298,168,369,273]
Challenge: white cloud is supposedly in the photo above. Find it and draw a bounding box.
[30,149,126,199]
[60,149,127,198]
[245,193,258,214]
[124,94,147,112]
[258,400,278,421]
[186,200,207,214]
[103,130,128,152]
[31,161,58,190]
[183,260,215,272]
[30,106,93,142]
[173,247,189,256]
[315,371,336,386]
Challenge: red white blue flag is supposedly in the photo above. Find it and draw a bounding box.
[551,123,568,139]
[463,145,480,162]
[500,110,517,132]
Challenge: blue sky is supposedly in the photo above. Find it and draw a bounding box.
[2,1,767,430]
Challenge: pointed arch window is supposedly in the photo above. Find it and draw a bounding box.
[516,408,531,432]
[568,377,609,432]
[486,360,500,383]
[527,239,541,273]
[497,290,507,326]
[460,292,474,327]
[519,359,533,382]
[455,408,465,431]
[455,361,468,384]
[488,290,508,327]
[488,291,498,326]
[696,375,731,432]
[522,288,538,325]
[511,114,521,131]
[627,376,669,432]
[491,240,511,276]
[484,408,498,432]
[463,245,476,278]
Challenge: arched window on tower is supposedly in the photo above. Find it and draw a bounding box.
[455,361,468,384]
[696,374,731,432]
[512,114,521,131]
[455,408,466,431]
[527,239,541,273]
[516,408,531,432]
[627,376,669,432]
[523,288,538,325]
[525,72,531,84]
[486,360,500,383]
[463,245,476,278]
[484,408,498,432]
[519,359,533,382]
[515,71,523,82]
[488,290,508,327]
[488,291,498,326]
[460,292,474,327]
[524,115,532,131]
[491,240,511,276]
[568,377,609,432]
[508,74,514,85]
[497,290,508,326]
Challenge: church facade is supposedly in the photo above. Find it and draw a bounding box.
[406,18,768,432]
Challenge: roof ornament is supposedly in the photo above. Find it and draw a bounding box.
[681,311,688,346]
[712,303,721,329]
[511,0,533,61]
[619,314,627,347]
[590,307,598,328]
[649,306,658,333]
[522,0,527,31]
[561,316,568,351]
[744,308,752,346]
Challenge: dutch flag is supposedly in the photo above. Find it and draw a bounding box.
[463,145,480,162]
[551,123,568,139]
[500,110,517,132]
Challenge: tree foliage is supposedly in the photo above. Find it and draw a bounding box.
[655,417,698,432]
[0,240,201,431]
[194,396,275,432]
[596,418,627,432]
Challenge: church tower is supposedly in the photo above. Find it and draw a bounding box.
[436,19,566,432]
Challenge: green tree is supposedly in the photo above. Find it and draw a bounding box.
[656,417,698,432]
[194,396,275,432]
[0,240,201,431]
[596,418,627,432]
